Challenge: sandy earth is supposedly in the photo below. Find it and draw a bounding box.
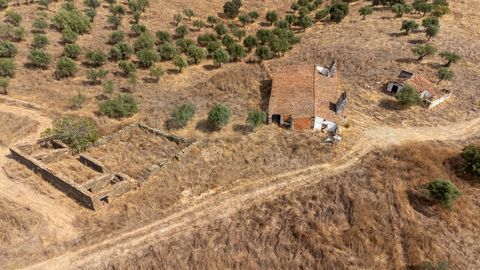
[22,113,480,269]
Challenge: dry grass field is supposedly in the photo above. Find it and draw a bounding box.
[104,142,480,270]
[0,0,479,269]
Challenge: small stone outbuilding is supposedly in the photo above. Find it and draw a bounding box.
[268,61,346,133]
[387,70,451,109]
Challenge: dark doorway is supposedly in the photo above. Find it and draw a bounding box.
[272,114,281,125]
[391,85,399,94]
[100,196,109,204]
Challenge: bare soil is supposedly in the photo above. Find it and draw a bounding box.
[0,0,479,269]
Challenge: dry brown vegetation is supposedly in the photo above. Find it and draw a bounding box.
[0,111,38,146]
[0,0,479,269]
[104,142,480,270]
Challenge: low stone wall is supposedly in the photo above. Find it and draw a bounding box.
[138,123,187,144]
[94,123,139,146]
[9,146,96,210]
[79,154,107,173]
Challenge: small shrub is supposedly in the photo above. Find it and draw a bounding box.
[130,24,147,37]
[213,48,229,67]
[223,1,240,19]
[412,43,437,61]
[5,11,22,26]
[10,26,25,42]
[0,76,9,94]
[56,56,78,78]
[214,23,228,37]
[227,43,246,61]
[109,42,133,60]
[86,68,108,84]
[136,49,159,68]
[265,11,278,25]
[68,91,86,109]
[197,33,217,47]
[167,102,195,129]
[85,8,97,22]
[133,32,154,52]
[107,15,122,29]
[175,25,188,38]
[156,30,171,44]
[186,45,206,64]
[427,179,461,209]
[63,43,82,59]
[246,110,265,129]
[0,41,17,58]
[359,6,373,19]
[28,49,51,68]
[158,43,177,60]
[0,58,16,77]
[32,34,49,49]
[243,35,258,51]
[436,67,453,84]
[85,50,107,67]
[61,27,79,43]
[52,8,91,34]
[32,17,49,33]
[401,20,419,34]
[208,104,231,130]
[461,144,480,178]
[395,84,420,107]
[42,116,98,153]
[118,60,137,75]
[329,1,349,23]
[175,38,194,53]
[84,0,100,9]
[255,46,272,62]
[439,51,460,67]
[102,79,114,96]
[109,30,125,44]
[99,94,138,118]
[149,65,164,82]
[173,55,187,73]
[38,0,52,10]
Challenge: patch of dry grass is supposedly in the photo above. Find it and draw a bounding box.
[103,142,480,270]
[0,112,39,146]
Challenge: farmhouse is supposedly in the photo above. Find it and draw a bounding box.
[268,61,347,133]
[387,70,452,109]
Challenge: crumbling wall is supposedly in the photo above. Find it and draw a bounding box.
[138,123,187,144]
[79,154,107,173]
[9,146,96,210]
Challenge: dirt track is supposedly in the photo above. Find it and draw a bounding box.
[0,100,78,244]
[22,115,480,270]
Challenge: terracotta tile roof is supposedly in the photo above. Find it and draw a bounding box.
[269,64,315,118]
[399,73,447,98]
[314,68,340,122]
[269,64,341,124]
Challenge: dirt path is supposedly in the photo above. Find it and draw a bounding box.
[0,102,77,242]
[23,117,480,270]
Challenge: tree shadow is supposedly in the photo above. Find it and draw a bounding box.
[427,62,444,69]
[388,32,404,37]
[259,79,272,112]
[395,58,417,64]
[142,77,158,84]
[378,98,403,111]
[406,189,435,218]
[233,124,253,135]
[408,39,425,45]
[195,119,215,133]
[166,68,179,75]
[202,64,218,71]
